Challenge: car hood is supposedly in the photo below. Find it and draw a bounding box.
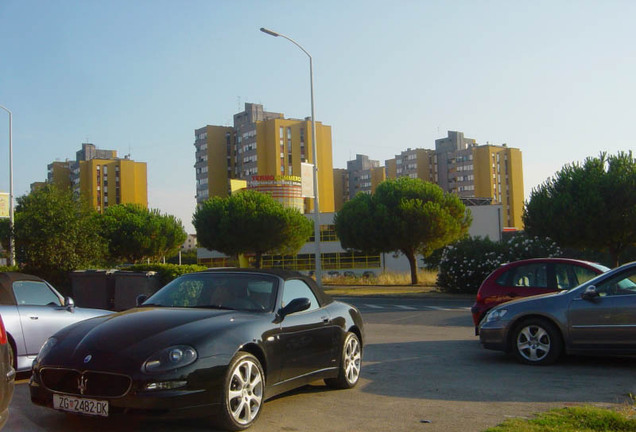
[44,307,262,370]
[72,306,113,319]
[495,289,569,310]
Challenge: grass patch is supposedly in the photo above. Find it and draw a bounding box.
[324,270,438,286]
[484,406,636,432]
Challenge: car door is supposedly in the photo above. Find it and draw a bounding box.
[568,267,636,349]
[12,280,77,356]
[277,279,339,382]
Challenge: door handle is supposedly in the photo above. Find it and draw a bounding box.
[321,316,329,323]
[29,316,39,320]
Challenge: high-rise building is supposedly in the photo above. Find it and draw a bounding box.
[434,131,523,229]
[332,168,348,211]
[194,103,335,213]
[346,154,380,198]
[43,143,148,214]
[386,148,436,183]
[348,131,524,229]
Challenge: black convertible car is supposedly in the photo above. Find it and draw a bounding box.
[30,269,364,430]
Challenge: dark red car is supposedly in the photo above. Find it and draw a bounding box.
[471,258,608,333]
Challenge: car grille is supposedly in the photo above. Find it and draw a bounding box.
[40,368,132,398]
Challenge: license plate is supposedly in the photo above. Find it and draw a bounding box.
[53,394,109,417]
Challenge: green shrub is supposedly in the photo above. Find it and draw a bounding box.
[0,265,20,272]
[437,234,562,294]
[122,263,207,286]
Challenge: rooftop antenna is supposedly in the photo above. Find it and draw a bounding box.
[237,96,241,112]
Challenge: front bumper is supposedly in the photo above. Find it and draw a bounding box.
[478,320,510,352]
[29,360,229,419]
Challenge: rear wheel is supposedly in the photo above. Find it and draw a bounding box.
[214,352,265,431]
[325,332,361,389]
[513,318,562,365]
[7,340,15,370]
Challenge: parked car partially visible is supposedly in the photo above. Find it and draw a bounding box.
[471,258,609,333]
[1,314,15,430]
[479,261,636,365]
[0,272,112,372]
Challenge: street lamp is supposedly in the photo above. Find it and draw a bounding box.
[260,27,323,286]
[0,104,14,267]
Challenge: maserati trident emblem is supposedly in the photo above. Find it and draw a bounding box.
[77,374,88,396]
[84,354,92,364]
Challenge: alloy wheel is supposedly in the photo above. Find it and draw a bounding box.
[516,324,551,362]
[227,357,263,426]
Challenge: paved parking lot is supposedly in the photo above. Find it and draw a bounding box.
[6,299,636,432]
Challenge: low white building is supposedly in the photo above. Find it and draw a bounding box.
[197,203,503,276]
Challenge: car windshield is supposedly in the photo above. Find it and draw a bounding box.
[588,263,612,273]
[142,273,278,312]
[567,266,614,293]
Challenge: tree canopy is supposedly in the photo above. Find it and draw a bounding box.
[7,185,106,283]
[523,151,636,266]
[101,204,187,263]
[335,177,472,284]
[193,190,313,268]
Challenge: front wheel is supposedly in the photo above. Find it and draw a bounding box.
[215,352,265,431]
[513,318,562,365]
[325,332,362,389]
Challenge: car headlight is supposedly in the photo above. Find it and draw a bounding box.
[143,345,197,373]
[486,308,508,323]
[36,337,58,361]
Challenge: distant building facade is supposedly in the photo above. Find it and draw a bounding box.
[181,234,197,251]
[340,131,524,229]
[43,143,148,213]
[434,131,524,229]
[194,103,335,214]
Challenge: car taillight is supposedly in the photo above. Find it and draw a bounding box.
[475,292,483,302]
[0,316,7,345]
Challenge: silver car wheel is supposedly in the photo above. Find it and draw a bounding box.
[343,333,361,385]
[227,357,263,426]
[516,324,551,362]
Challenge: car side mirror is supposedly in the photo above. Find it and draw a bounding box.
[136,295,148,307]
[279,297,311,319]
[581,285,600,301]
[64,296,75,311]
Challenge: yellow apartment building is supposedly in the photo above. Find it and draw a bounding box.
[42,143,148,214]
[78,158,148,213]
[472,145,524,229]
[194,103,335,214]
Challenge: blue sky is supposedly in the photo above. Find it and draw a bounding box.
[1,1,635,233]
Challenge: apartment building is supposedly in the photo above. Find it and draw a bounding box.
[386,148,436,183]
[45,143,148,213]
[434,131,523,229]
[342,131,524,229]
[194,103,335,213]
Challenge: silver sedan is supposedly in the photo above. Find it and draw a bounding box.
[0,272,111,372]
[479,261,636,365]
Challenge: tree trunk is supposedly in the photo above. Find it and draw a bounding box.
[403,249,418,285]
[609,245,620,268]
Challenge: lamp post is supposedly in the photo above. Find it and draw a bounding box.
[260,27,322,286]
[0,104,14,267]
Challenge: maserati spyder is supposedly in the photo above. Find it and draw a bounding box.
[30,268,364,431]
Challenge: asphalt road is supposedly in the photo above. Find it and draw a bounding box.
[5,296,636,432]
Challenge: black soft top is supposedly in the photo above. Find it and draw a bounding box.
[0,272,47,306]
[198,268,334,306]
